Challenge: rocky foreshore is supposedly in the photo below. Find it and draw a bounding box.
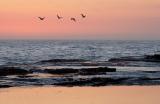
[0,66,30,76]
[109,54,160,62]
[44,67,116,75]
[39,59,87,63]
[0,66,116,76]
[0,54,160,88]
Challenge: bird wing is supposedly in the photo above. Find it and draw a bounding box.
[72,18,76,22]
[38,17,45,20]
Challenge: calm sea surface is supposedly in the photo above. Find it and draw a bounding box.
[0,40,160,65]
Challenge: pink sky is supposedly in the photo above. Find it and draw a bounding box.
[0,0,160,39]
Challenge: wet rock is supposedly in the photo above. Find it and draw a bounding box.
[17,75,33,78]
[145,54,160,62]
[140,77,160,81]
[90,77,129,86]
[0,85,12,88]
[80,62,99,66]
[39,59,86,63]
[11,78,39,82]
[79,67,116,75]
[54,77,128,87]
[109,54,160,62]
[44,67,116,75]
[54,78,91,87]
[142,71,160,73]
[54,76,160,86]
[0,66,30,76]
[108,56,144,62]
[45,68,78,75]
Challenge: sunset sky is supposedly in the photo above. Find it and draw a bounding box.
[0,0,160,39]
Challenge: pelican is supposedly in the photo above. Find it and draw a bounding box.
[81,14,86,18]
[38,17,45,20]
[71,18,76,22]
[57,14,63,19]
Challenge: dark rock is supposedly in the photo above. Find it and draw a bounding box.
[142,71,160,73]
[140,77,160,81]
[45,68,78,75]
[39,59,86,63]
[90,77,129,86]
[109,54,160,62]
[17,75,33,78]
[44,67,116,75]
[54,77,128,87]
[79,67,116,75]
[145,54,160,62]
[0,85,12,88]
[11,78,39,82]
[54,78,91,87]
[108,56,144,62]
[80,62,99,66]
[0,66,30,76]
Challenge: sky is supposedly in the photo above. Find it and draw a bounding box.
[0,0,160,40]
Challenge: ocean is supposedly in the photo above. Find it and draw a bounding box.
[0,40,160,87]
[0,40,159,65]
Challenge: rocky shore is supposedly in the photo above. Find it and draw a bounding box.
[0,67,30,76]
[0,54,160,88]
[44,67,116,75]
[109,54,160,62]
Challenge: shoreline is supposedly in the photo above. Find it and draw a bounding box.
[0,86,160,104]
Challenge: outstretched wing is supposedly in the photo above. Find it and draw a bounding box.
[57,15,63,19]
[71,18,76,22]
[81,14,86,18]
[38,17,45,20]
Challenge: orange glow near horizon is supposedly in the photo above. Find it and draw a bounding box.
[0,0,160,39]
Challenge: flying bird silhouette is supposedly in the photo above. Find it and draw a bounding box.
[81,14,86,18]
[57,14,63,19]
[71,18,76,22]
[38,17,45,20]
